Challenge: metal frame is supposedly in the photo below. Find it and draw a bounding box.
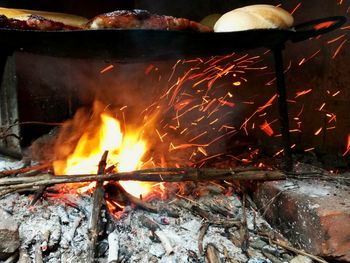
[272,46,293,171]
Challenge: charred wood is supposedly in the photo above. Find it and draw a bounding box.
[87,151,108,262]
[240,194,249,253]
[0,163,51,178]
[3,253,18,263]
[198,222,209,255]
[258,232,329,263]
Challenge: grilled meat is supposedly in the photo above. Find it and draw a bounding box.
[0,14,80,30]
[0,9,212,32]
[87,10,212,32]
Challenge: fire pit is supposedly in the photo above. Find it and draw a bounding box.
[0,1,349,263]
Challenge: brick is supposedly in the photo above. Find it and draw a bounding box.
[0,217,20,260]
[253,179,350,262]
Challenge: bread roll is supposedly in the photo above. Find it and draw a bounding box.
[214,5,294,32]
[0,7,88,27]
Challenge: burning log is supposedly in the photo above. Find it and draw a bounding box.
[0,167,285,197]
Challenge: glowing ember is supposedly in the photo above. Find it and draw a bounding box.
[53,102,153,198]
[314,127,323,136]
[295,89,312,98]
[290,2,302,15]
[314,21,336,30]
[100,64,114,74]
[343,133,350,156]
[260,120,274,136]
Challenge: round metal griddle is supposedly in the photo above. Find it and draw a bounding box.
[0,16,346,60]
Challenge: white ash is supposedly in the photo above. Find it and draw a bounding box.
[0,159,293,263]
[0,188,293,263]
[0,156,25,172]
[0,192,92,262]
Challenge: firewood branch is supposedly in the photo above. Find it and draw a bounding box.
[87,151,108,262]
[0,167,285,196]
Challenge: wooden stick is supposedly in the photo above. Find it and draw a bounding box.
[240,193,249,253]
[68,215,83,243]
[198,222,209,255]
[209,219,241,228]
[192,205,213,220]
[223,246,239,263]
[258,233,328,263]
[155,230,174,255]
[87,151,108,263]
[0,163,51,177]
[0,168,285,195]
[206,243,221,263]
[117,183,159,213]
[139,214,159,232]
[270,239,328,263]
[30,186,47,206]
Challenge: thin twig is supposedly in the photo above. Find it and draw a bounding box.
[259,233,329,263]
[271,239,329,263]
[30,186,47,206]
[0,163,51,178]
[198,222,209,255]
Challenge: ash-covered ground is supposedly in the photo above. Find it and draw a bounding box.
[0,156,330,263]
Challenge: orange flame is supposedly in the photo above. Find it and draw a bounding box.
[53,102,154,198]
